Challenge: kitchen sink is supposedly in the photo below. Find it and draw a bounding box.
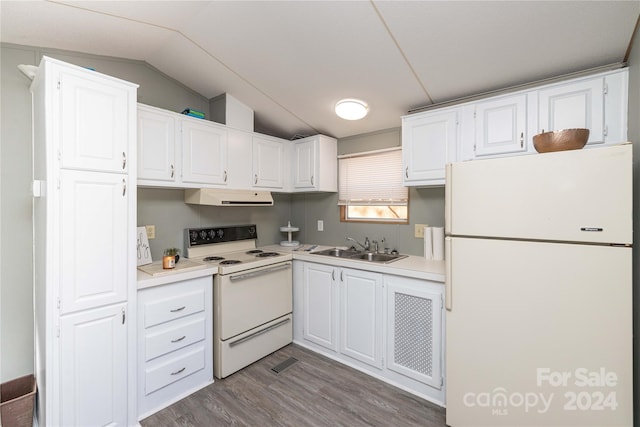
[311,247,360,258]
[353,253,406,263]
[311,248,406,264]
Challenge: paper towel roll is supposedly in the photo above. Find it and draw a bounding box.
[424,226,433,260]
[432,227,444,260]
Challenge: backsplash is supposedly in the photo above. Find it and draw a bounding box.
[137,186,445,260]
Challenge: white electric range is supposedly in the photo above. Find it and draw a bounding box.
[185,225,293,378]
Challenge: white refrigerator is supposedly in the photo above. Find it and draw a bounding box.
[444,144,633,426]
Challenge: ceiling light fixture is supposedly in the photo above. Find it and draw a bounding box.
[335,99,369,120]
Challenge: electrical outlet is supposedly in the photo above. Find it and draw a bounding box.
[317,220,324,232]
[415,224,428,238]
[145,225,156,239]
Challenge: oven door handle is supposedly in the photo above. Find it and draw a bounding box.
[228,262,291,282]
[228,317,291,347]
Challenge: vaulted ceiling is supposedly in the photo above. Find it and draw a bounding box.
[2,1,638,139]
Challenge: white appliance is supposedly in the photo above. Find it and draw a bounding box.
[184,188,274,206]
[444,144,632,426]
[185,225,293,378]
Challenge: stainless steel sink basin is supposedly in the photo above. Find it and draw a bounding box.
[311,248,360,258]
[311,248,406,264]
[354,253,406,263]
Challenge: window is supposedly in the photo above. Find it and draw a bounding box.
[338,148,408,223]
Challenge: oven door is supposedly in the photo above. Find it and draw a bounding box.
[215,261,292,340]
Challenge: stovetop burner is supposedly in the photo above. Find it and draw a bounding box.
[246,249,263,254]
[203,256,225,262]
[256,252,280,258]
[220,260,242,265]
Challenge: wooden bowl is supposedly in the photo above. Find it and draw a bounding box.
[533,128,589,153]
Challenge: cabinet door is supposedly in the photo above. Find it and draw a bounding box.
[59,170,128,314]
[538,77,604,145]
[386,277,443,389]
[60,303,127,426]
[138,106,177,182]
[340,268,383,369]
[293,139,316,189]
[302,263,338,351]
[402,110,458,186]
[58,65,132,173]
[253,135,285,189]
[474,94,527,157]
[181,119,228,185]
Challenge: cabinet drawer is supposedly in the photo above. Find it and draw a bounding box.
[145,345,205,395]
[144,289,205,328]
[144,314,206,361]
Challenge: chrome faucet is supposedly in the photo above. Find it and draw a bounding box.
[346,237,370,251]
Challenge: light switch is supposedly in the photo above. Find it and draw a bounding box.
[317,220,324,232]
[415,224,428,238]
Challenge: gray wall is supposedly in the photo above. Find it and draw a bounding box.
[0,43,445,382]
[626,25,639,423]
[138,189,292,260]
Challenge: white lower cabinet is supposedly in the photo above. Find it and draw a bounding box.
[60,303,128,426]
[302,262,339,352]
[385,275,443,390]
[293,260,445,404]
[137,276,214,419]
[340,268,383,369]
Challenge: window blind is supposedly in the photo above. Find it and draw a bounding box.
[338,148,407,206]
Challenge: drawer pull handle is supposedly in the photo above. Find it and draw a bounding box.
[170,367,186,376]
[171,335,186,343]
[170,306,186,312]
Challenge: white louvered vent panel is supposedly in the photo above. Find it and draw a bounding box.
[393,292,433,377]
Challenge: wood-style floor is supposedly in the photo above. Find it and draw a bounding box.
[141,344,446,427]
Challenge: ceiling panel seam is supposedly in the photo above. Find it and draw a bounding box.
[370,0,434,105]
[47,0,320,136]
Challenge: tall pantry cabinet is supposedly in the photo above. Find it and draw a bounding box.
[31,56,138,426]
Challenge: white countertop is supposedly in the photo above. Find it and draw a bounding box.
[262,243,445,283]
[137,260,217,290]
[136,243,445,289]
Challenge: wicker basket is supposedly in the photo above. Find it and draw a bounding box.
[1,374,36,427]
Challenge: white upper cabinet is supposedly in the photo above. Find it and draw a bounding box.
[473,94,528,157]
[58,65,132,173]
[181,118,228,186]
[404,68,628,184]
[292,135,337,192]
[138,105,177,183]
[402,109,458,186]
[538,76,604,145]
[602,70,629,144]
[253,135,286,189]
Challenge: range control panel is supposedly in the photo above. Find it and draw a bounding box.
[186,224,257,247]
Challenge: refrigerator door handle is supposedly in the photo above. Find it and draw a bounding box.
[445,164,452,235]
[445,237,452,310]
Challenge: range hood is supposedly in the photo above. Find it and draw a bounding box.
[184,188,274,206]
